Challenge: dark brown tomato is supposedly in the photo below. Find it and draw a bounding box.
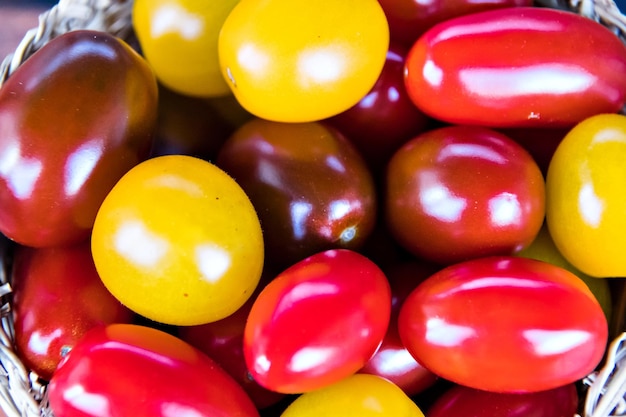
[11,241,135,381]
[216,118,377,269]
[385,125,545,265]
[0,30,158,247]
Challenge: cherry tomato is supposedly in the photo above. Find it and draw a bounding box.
[0,30,157,247]
[427,383,578,417]
[216,118,377,269]
[151,85,233,160]
[133,0,239,97]
[48,324,259,417]
[517,223,612,320]
[244,249,391,393]
[404,7,626,127]
[385,126,545,265]
[398,256,608,392]
[91,155,264,326]
[359,261,439,396]
[546,113,626,277]
[11,242,135,381]
[218,0,390,122]
[378,0,531,47]
[325,42,430,172]
[179,295,287,409]
[280,374,424,417]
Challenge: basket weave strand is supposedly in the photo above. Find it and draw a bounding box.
[0,0,625,416]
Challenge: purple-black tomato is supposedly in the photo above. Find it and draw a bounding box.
[0,30,157,247]
[385,125,545,265]
[244,249,391,394]
[404,7,626,127]
[426,383,578,417]
[216,118,377,269]
[398,256,608,392]
[48,324,260,417]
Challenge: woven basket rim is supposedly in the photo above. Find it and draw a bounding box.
[0,0,626,416]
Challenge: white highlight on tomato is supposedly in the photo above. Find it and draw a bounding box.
[289,346,337,373]
[419,171,467,223]
[150,4,204,40]
[578,182,604,228]
[64,139,103,196]
[63,385,111,416]
[196,244,231,283]
[489,192,522,227]
[425,317,477,347]
[297,48,345,86]
[523,329,591,355]
[237,43,270,80]
[114,220,170,268]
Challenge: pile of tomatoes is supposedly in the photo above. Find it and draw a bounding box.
[0,0,625,415]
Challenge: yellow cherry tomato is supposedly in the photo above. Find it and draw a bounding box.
[281,374,424,417]
[91,155,264,326]
[546,113,626,277]
[132,0,238,97]
[218,0,390,122]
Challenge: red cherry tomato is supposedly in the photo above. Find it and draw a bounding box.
[11,242,135,381]
[244,249,391,393]
[385,125,545,265]
[398,256,608,392]
[359,261,439,396]
[178,295,286,409]
[427,383,578,417]
[0,30,157,247]
[404,7,626,127]
[48,324,259,417]
[325,42,429,172]
[378,0,531,47]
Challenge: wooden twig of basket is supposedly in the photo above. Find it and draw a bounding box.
[0,0,625,416]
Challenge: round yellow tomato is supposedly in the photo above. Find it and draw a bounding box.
[133,0,238,97]
[546,113,626,277]
[280,374,424,417]
[218,0,390,122]
[91,155,264,326]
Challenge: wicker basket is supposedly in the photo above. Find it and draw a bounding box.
[0,0,625,416]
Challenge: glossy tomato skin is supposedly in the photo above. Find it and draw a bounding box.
[11,242,135,381]
[359,261,439,396]
[379,0,531,47]
[398,256,608,392]
[385,126,545,265]
[178,295,287,409]
[427,383,578,417]
[216,118,377,270]
[91,155,264,326]
[133,0,238,97]
[405,7,626,127]
[48,324,260,417]
[244,249,391,394]
[218,0,389,122]
[325,42,429,172]
[280,374,425,417]
[0,30,157,248]
[546,113,626,277]
[517,223,612,321]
